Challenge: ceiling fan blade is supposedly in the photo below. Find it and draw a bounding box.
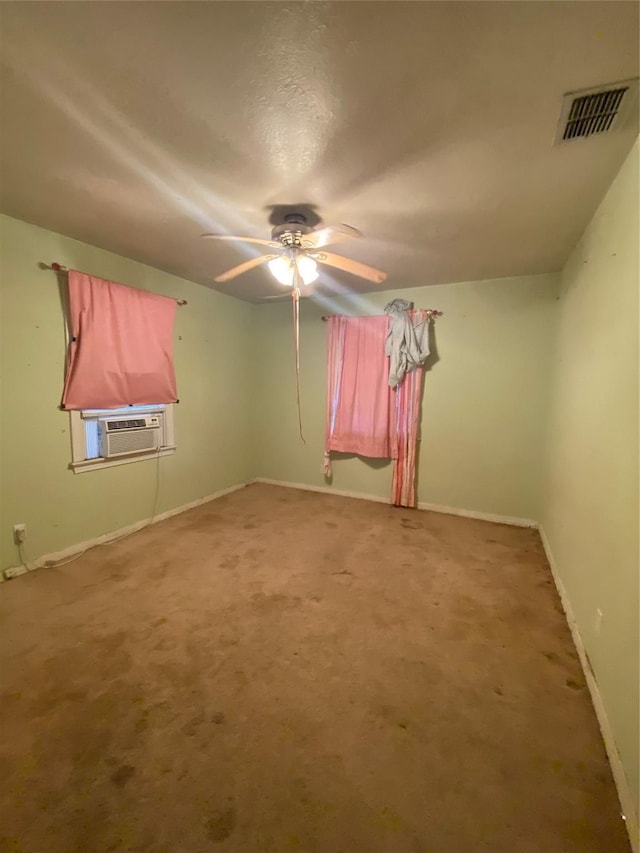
[202,233,281,248]
[303,223,363,249]
[214,253,279,282]
[310,251,387,284]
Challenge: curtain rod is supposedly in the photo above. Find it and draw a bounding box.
[44,263,188,306]
[321,309,442,321]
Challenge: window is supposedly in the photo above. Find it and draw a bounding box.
[69,404,175,473]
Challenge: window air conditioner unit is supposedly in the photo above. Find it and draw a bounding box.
[98,415,162,458]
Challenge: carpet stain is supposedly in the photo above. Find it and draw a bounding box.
[211,712,225,725]
[250,592,299,611]
[110,765,136,787]
[204,806,236,842]
[182,712,206,736]
[149,561,170,581]
[377,805,401,831]
[244,548,265,561]
[153,636,176,652]
[134,714,149,732]
[566,677,586,690]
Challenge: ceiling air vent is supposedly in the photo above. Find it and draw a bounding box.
[554,79,639,144]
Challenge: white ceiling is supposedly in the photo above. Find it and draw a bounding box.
[1,1,638,302]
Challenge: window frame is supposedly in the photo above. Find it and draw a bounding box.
[69,404,176,473]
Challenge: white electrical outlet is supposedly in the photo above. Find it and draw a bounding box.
[595,608,603,635]
[13,523,26,544]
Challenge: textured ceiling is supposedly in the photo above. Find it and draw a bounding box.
[0,1,638,302]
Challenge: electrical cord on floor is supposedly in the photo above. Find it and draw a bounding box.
[14,449,163,573]
[19,539,89,570]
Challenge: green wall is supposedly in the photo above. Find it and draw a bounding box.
[541,140,639,814]
[253,274,559,521]
[0,215,255,570]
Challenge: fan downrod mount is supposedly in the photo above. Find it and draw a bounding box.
[271,212,313,246]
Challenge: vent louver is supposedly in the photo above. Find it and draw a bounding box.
[555,79,638,144]
[564,88,627,139]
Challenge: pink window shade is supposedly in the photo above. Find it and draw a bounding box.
[325,315,393,459]
[61,271,178,410]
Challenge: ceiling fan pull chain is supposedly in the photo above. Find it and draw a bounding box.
[292,283,306,444]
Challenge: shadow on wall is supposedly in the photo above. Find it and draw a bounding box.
[422,318,441,374]
[414,319,440,503]
[330,453,391,472]
[323,451,390,488]
[37,261,74,403]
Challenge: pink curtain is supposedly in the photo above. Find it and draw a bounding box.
[325,311,428,508]
[61,271,178,410]
[390,310,428,507]
[324,316,392,467]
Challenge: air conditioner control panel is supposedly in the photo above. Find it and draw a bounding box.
[102,416,160,432]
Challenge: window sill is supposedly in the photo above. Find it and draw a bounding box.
[71,446,176,474]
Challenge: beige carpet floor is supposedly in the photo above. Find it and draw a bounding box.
[0,483,629,852]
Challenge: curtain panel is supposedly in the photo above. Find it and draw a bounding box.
[61,271,178,410]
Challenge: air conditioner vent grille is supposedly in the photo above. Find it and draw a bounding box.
[105,429,160,457]
[554,79,638,145]
[106,418,147,431]
[563,87,628,140]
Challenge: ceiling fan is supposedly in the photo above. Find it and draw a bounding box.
[201,213,387,289]
[201,213,387,444]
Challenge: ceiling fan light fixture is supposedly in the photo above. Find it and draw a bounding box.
[268,255,294,286]
[297,255,319,285]
[268,254,318,287]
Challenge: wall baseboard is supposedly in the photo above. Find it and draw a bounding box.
[253,477,537,527]
[539,526,639,853]
[1,482,249,582]
[254,477,391,507]
[417,500,537,528]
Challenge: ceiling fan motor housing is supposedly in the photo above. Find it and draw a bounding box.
[271,213,313,246]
